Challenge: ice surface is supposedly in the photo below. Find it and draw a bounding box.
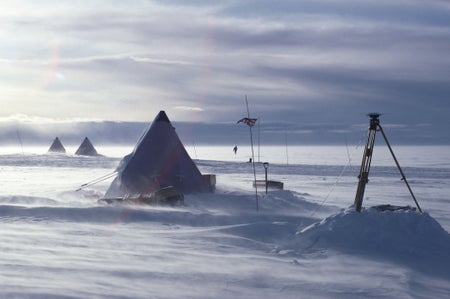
[0,145,449,298]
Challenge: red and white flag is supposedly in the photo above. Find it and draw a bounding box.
[237,117,257,127]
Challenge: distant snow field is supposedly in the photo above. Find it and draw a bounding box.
[0,145,449,298]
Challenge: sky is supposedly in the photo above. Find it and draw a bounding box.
[1,0,450,144]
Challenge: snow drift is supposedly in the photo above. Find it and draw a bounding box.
[1,146,450,298]
[286,206,450,278]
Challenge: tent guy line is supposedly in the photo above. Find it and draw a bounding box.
[75,171,117,192]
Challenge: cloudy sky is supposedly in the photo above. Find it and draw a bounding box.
[1,0,450,144]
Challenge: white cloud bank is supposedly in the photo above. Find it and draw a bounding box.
[0,1,449,142]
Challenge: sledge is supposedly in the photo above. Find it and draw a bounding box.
[99,186,184,207]
[253,180,284,190]
[372,204,417,212]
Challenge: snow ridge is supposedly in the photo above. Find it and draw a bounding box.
[287,206,450,278]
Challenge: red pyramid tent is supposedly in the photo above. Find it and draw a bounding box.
[75,137,98,156]
[105,111,212,197]
[48,137,66,153]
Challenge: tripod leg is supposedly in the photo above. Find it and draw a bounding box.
[378,125,423,213]
[354,126,377,212]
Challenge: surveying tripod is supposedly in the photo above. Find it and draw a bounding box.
[354,113,423,213]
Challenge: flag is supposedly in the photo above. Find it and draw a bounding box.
[237,117,257,127]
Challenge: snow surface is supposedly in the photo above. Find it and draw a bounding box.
[0,145,449,299]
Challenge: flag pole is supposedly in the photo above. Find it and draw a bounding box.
[245,96,259,211]
[258,116,261,163]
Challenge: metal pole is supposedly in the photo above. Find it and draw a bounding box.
[258,116,260,163]
[378,125,423,213]
[263,162,269,194]
[285,127,289,165]
[245,96,259,211]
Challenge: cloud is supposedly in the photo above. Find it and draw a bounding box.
[0,114,103,124]
[174,106,204,112]
[0,1,449,143]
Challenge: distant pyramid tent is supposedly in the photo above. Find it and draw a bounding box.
[105,111,212,198]
[75,137,98,156]
[48,137,66,153]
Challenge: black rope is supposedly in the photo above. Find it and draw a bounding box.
[75,171,117,191]
[309,136,365,218]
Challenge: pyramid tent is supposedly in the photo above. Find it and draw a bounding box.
[105,111,211,197]
[48,137,66,153]
[75,137,98,156]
